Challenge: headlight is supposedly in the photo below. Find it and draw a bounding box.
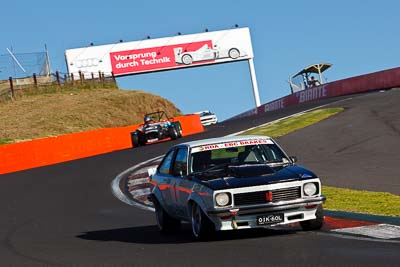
[304,183,317,196]
[215,193,231,207]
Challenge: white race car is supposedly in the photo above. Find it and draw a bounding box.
[174,44,247,65]
[149,135,326,239]
[195,110,218,126]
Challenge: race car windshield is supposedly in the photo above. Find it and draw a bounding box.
[190,144,288,176]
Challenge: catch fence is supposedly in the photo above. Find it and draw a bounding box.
[0,71,117,102]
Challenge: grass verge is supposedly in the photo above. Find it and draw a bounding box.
[0,138,14,145]
[0,88,181,144]
[243,107,344,137]
[323,186,400,217]
[241,107,399,217]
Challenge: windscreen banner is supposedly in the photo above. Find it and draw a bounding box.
[65,27,253,78]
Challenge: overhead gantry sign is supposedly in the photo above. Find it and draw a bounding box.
[65,27,261,107]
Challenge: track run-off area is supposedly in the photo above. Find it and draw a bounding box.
[1,89,399,266]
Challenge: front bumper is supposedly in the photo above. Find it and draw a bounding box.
[145,131,161,143]
[208,195,326,231]
[201,118,217,126]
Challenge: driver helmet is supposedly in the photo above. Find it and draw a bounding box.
[144,115,152,124]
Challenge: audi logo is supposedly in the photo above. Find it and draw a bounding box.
[72,58,101,68]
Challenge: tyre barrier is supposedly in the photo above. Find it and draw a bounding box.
[0,114,203,175]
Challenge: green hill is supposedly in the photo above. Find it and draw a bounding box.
[0,87,181,144]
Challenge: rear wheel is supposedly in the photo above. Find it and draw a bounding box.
[175,122,182,138]
[168,127,178,140]
[300,204,324,231]
[191,202,214,240]
[228,48,240,59]
[154,198,181,233]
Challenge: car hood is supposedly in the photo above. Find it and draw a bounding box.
[145,122,162,127]
[196,165,317,190]
[144,122,168,130]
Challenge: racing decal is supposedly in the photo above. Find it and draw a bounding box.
[110,40,213,75]
[192,139,274,152]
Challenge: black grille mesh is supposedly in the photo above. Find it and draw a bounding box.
[233,186,301,206]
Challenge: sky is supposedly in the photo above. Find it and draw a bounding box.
[1,0,399,120]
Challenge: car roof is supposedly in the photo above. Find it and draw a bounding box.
[194,110,210,114]
[177,135,273,148]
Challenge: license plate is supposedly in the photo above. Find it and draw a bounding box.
[257,213,284,225]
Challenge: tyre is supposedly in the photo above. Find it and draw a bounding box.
[300,204,324,231]
[175,122,182,138]
[154,197,181,233]
[168,127,178,140]
[139,136,147,146]
[182,54,193,65]
[131,133,139,148]
[190,202,214,240]
[228,48,240,59]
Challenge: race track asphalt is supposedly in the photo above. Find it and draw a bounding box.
[0,89,399,266]
[277,89,400,194]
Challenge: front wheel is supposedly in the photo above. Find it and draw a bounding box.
[191,202,214,240]
[181,54,193,65]
[139,136,147,146]
[154,198,181,233]
[131,133,139,148]
[300,204,324,231]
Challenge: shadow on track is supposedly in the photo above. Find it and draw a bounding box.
[76,224,298,244]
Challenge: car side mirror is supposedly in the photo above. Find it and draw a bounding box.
[289,156,298,163]
[173,169,185,177]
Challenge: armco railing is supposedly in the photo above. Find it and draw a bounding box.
[230,67,400,120]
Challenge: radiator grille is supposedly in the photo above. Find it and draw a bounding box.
[233,186,301,206]
[145,132,160,140]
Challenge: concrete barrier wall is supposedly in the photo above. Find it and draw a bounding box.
[230,67,400,120]
[0,114,203,175]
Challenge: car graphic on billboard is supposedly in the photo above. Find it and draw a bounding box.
[174,44,247,65]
